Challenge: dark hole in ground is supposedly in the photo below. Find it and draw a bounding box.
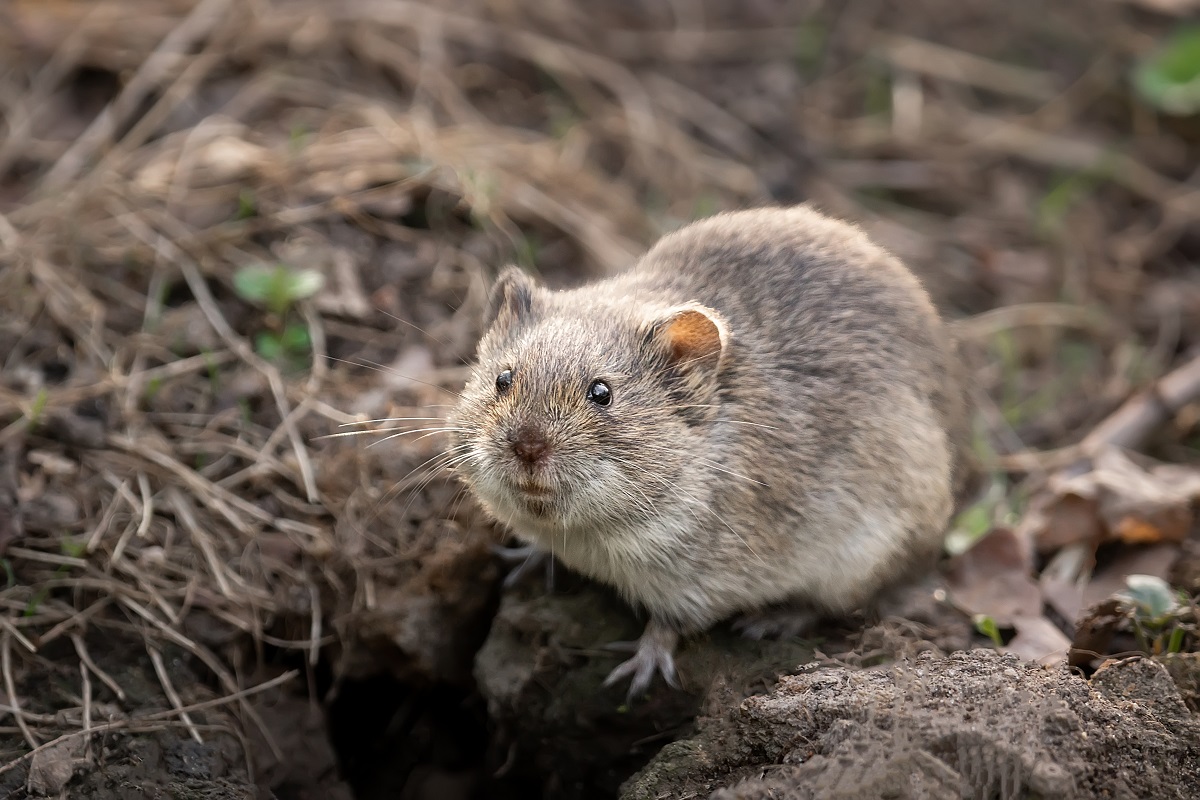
[325,677,522,800]
[323,671,655,800]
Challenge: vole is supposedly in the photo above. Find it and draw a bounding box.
[449,205,972,697]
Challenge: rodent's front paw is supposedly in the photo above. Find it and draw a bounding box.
[602,622,681,700]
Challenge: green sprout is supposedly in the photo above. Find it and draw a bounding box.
[1134,26,1200,116]
[26,387,48,430]
[974,614,1004,648]
[232,264,323,370]
[1115,574,1193,655]
[236,188,258,220]
[233,264,324,317]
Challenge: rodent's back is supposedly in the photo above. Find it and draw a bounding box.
[602,206,971,612]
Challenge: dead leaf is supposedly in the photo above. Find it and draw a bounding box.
[944,527,1040,625]
[1004,615,1071,667]
[1019,491,1103,554]
[1081,543,1180,611]
[1081,448,1199,545]
[1069,597,1126,668]
[27,737,88,795]
[1018,448,1200,554]
[1039,541,1096,625]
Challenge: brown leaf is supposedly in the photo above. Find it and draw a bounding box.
[27,737,88,795]
[1080,543,1180,612]
[1018,448,1200,555]
[1019,491,1103,555]
[944,527,1040,625]
[1004,615,1071,667]
[1084,448,1199,545]
[1039,541,1096,626]
[1069,597,1126,668]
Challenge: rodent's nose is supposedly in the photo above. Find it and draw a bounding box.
[508,425,551,466]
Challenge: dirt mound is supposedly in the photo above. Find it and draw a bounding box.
[624,649,1200,800]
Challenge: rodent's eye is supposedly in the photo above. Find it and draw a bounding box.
[495,369,513,394]
[587,379,612,407]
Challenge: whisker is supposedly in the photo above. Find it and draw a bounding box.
[626,442,770,488]
[661,480,766,567]
[368,427,468,449]
[375,307,452,348]
[338,417,449,426]
[314,425,464,441]
[325,355,465,400]
[395,450,477,521]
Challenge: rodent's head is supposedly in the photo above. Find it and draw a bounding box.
[449,266,729,537]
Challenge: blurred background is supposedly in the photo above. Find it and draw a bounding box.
[1,1,1199,799]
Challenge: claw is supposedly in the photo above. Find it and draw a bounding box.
[733,607,821,640]
[490,544,554,590]
[601,622,680,700]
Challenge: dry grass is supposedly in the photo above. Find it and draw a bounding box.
[0,0,1198,775]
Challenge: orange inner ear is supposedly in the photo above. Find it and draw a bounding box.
[665,309,723,364]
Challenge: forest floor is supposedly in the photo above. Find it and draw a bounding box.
[1,0,1199,798]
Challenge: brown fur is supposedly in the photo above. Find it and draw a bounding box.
[450,205,972,645]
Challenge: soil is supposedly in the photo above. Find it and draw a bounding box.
[623,650,1200,800]
[0,638,256,800]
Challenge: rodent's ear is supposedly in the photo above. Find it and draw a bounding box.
[648,304,729,370]
[485,266,539,329]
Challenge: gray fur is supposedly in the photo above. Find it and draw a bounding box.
[450,205,971,681]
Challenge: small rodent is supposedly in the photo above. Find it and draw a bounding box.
[449,205,972,697]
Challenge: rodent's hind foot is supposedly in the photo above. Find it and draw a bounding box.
[602,621,680,700]
[490,543,553,590]
[733,607,822,640]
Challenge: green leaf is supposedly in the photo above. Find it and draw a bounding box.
[233,264,325,316]
[280,323,311,354]
[27,387,48,429]
[255,331,283,361]
[1116,574,1180,621]
[973,614,1004,647]
[234,265,281,306]
[60,538,87,559]
[236,188,257,220]
[1134,26,1200,116]
[1167,626,1186,654]
[284,269,325,302]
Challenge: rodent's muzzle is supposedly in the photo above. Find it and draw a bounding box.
[506,424,552,468]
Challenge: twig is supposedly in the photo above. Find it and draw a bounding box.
[177,259,319,504]
[952,303,1109,340]
[0,618,38,655]
[79,659,93,760]
[878,34,1059,101]
[115,596,284,761]
[107,432,267,533]
[71,634,127,702]
[956,112,1200,216]
[85,481,128,554]
[1,634,38,750]
[1081,350,1200,453]
[308,582,322,668]
[165,488,233,599]
[0,670,297,779]
[147,645,202,744]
